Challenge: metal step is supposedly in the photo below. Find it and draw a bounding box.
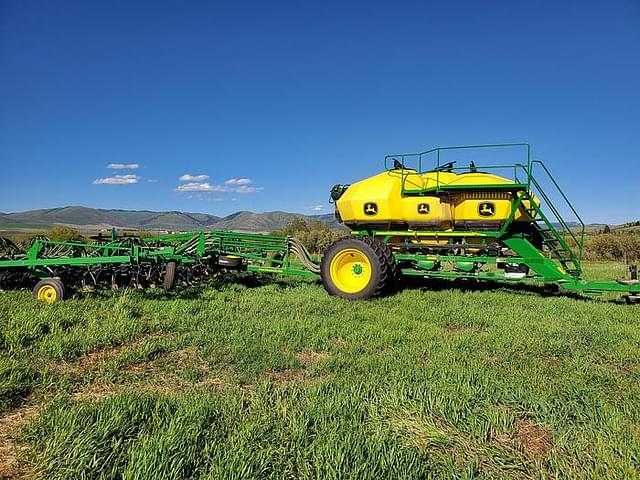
[525,193,582,277]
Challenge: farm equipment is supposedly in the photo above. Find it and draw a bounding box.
[1,143,639,303]
[0,231,318,303]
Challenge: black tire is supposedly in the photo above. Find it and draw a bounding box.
[33,278,65,303]
[50,277,66,297]
[364,237,402,293]
[217,256,243,268]
[320,237,393,300]
[163,261,177,291]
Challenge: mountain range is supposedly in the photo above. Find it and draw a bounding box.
[0,206,636,235]
[0,206,340,233]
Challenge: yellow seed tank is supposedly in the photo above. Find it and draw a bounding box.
[334,168,538,231]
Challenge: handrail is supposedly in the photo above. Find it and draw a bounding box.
[385,143,532,195]
[385,142,531,177]
[383,144,583,264]
[529,160,585,261]
[529,176,581,252]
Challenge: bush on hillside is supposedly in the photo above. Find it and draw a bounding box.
[272,217,347,254]
[46,226,83,242]
[583,233,640,261]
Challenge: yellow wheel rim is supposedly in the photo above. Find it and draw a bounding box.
[329,248,372,294]
[37,285,58,304]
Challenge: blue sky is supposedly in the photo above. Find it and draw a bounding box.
[1,0,638,223]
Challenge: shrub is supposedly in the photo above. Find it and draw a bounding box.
[583,233,640,261]
[47,226,83,242]
[272,217,347,254]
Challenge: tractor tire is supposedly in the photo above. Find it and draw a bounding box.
[320,237,393,299]
[217,255,243,269]
[361,236,402,293]
[163,261,177,291]
[33,278,65,304]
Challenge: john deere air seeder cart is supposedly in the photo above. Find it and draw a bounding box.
[323,143,639,302]
[0,143,638,303]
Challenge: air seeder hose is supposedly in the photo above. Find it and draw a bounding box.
[288,237,321,274]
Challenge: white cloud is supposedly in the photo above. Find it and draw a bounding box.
[93,174,140,185]
[224,178,252,186]
[175,175,262,195]
[234,185,263,194]
[107,163,139,169]
[179,174,210,182]
[175,182,231,192]
[189,193,225,201]
[309,205,325,212]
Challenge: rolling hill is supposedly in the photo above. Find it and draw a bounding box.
[0,206,341,233]
[0,206,634,235]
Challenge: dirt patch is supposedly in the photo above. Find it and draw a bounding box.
[194,377,230,389]
[124,346,205,374]
[266,368,306,384]
[36,344,129,376]
[443,324,487,334]
[70,382,124,402]
[333,338,348,347]
[597,361,630,375]
[70,374,233,402]
[39,333,175,376]
[516,418,553,458]
[491,431,513,447]
[294,351,330,364]
[66,344,232,401]
[483,356,500,365]
[539,355,561,365]
[59,344,130,373]
[165,346,199,361]
[70,345,231,400]
[0,404,39,479]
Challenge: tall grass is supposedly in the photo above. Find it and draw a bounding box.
[0,264,639,478]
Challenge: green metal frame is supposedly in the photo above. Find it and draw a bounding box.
[0,230,319,279]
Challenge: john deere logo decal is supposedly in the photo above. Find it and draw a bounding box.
[417,203,430,215]
[364,202,378,216]
[478,202,495,217]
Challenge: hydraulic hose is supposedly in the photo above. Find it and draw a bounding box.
[288,237,320,274]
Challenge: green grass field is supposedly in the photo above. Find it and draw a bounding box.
[1,262,639,479]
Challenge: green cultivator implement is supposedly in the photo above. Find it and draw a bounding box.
[1,143,639,303]
[0,231,319,303]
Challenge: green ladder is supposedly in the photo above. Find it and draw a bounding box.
[520,178,583,278]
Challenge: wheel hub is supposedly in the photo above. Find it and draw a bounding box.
[329,248,372,294]
[37,285,57,304]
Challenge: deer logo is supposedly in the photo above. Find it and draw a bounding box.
[417,203,430,215]
[478,202,495,217]
[364,202,378,216]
